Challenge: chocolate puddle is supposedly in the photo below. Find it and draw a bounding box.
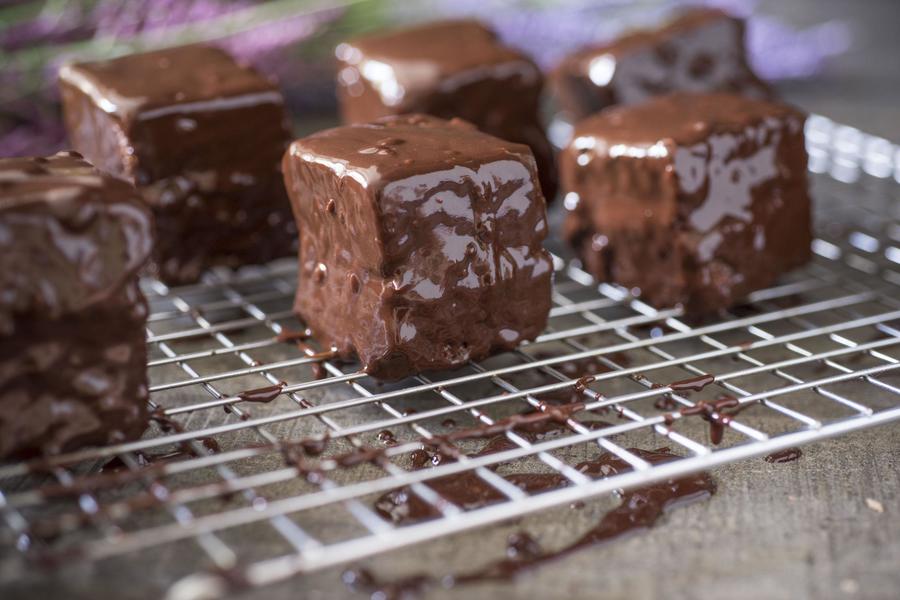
[375,413,616,524]
[352,447,715,598]
[765,447,803,463]
[433,403,586,446]
[378,430,399,447]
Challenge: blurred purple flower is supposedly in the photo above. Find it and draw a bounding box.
[0,0,342,157]
[90,0,251,38]
[747,17,850,79]
[425,0,851,79]
[0,119,67,158]
[0,3,89,51]
[218,4,340,68]
[2,0,852,159]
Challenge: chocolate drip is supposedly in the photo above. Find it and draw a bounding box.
[237,382,285,404]
[529,352,618,404]
[295,340,331,379]
[651,383,678,410]
[297,435,330,457]
[669,373,716,392]
[150,409,222,456]
[422,403,586,452]
[342,568,431,600]
[275,328,312,343]
[29,403,609,542]
[664,395,749,444]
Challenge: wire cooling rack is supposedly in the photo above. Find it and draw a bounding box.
[1,115,899,599]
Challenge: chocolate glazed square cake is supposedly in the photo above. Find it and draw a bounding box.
[336,19,558,201]
[59,45,295,285]
[551,8,772,122]
[0,152,153,459]
[282,115,553,380]
[560,92,811,314]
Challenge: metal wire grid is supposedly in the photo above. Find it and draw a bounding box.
[0,114,899,598]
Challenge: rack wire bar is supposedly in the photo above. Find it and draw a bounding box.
[1,115,899,599]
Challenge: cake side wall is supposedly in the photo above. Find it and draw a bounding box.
[375,157,552,378]
[59,79,134,179]
[560,142,685,305]
[0,283,149,459]
[672,112,811,312]
[131,101,296,284]
[283,154,394,372]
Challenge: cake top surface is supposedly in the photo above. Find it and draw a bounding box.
[59,45,281,122]
[570,92,804,149]
[339,19,532,73]
[337,20,540,108]
[287,114,536,190]
[0,151,134,207]
[0,152,153,319]
[561,8,732,64]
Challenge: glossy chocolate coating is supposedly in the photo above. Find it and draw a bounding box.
[283,115,552,380]
[336,20,557,201]
[560,92,811,313]
[0,152,152,459]
[59,45,295,285]
[551,8,771,122]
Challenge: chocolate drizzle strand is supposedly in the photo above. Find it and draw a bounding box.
[237,382,285,404]
[669,373,716,392]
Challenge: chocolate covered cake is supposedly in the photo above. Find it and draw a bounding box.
[59,45,295,285]
[336,19,557,200]
[560,92,811,314]
[282,115,553,379]
[551,8,771,122]
[0,152,153,459]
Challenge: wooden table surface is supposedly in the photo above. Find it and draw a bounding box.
[2,2,899,599]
